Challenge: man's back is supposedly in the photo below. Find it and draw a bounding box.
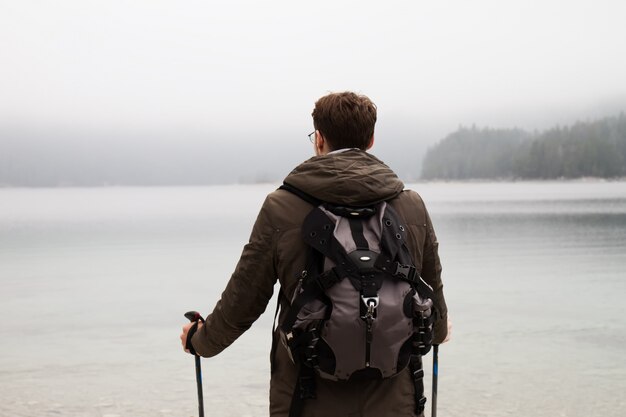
[182,93,449,417]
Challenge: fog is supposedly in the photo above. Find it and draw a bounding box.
[1,1,626,185]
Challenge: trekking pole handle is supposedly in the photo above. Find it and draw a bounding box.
[185,311,203,323]
[184,311,205,417]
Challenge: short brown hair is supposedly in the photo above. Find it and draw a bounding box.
[312,92,377,151]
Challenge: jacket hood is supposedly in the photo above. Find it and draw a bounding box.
[283,149,404,207]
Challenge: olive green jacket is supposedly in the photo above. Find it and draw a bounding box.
[192,149,448,417]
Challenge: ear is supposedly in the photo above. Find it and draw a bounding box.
[315,131,325,155]
[366,135,375,150]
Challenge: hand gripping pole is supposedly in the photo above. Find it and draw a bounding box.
[185,311,205,417]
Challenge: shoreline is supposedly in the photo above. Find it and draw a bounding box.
[2,176,626,189]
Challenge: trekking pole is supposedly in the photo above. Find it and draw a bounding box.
[432,344,439,417]
[185,311,205,417]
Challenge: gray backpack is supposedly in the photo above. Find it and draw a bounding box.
[278,184,435,417]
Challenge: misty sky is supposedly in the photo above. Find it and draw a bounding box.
[1,1,626,184]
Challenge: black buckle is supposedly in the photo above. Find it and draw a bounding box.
[413,368,424,380]
[395,263,417,282]
[316,269,341,290]
[298,375,316,399]
[416,396,427,415]
[326,205,376,218]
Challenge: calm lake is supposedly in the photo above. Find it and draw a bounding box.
[1,181,625,417]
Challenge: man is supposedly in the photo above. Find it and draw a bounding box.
[181,91,450,417]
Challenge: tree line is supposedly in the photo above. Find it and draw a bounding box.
[421,113,626,179]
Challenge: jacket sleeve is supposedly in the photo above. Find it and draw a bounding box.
[421,207,449,344]
[191,196,278,357]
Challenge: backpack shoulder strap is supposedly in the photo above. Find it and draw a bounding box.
[279,182,322,207]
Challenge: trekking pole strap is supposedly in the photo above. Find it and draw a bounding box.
[185,315,205,356]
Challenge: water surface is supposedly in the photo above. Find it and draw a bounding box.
[1,181,625,416]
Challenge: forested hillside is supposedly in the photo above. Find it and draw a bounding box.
[421,114,626,179]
